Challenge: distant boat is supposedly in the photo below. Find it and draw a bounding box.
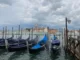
[51,35,60,51]
[29,34,48,53]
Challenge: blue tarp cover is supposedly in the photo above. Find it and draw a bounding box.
[38,35,48,44]
[31,44,41,49]
[31,35,48,49]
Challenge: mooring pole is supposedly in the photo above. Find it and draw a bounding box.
[19,25,20,37]
[21,28,22,38]
[2,27,4,39]
[32,28,33,40]
[62,28,64,48]
[18,25,20,46]
[74,30,75,38]
[79,29,80,39]
[79,29,80,59]
[27,28,30,52]
[29,29,30,39]
[65,18,68,50]
[12,27,14,38]
[5,26,8,51]
[70,31,72,51]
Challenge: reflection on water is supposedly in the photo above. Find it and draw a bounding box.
[0,49,6,56]
[50,50,61,60]
[8,50,27,60]
[29,52,41,60]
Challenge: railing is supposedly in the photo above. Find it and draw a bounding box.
[64,30,80,60]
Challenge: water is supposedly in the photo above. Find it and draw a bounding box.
[0,33,76,60]
[0,48,75,60]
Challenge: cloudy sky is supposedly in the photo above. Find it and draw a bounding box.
[0,0,80,29]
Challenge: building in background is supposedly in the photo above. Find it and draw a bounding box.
[32,24,58,34]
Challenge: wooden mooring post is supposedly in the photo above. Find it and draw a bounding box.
[5,26,8,51]
[2,27,4,39]
[12,27,14,37]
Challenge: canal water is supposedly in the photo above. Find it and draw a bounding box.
[0,47,75,60]
[0,33,76,60]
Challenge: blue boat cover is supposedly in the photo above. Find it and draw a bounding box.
[38,35,48,44]
[31,35,48,49]
[31,44,41,49]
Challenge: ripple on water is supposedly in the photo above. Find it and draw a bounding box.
[0,50,14,60]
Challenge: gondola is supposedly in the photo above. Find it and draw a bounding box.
[0,37,14,49]
[51,35,60,51]
[0,38,5,48]
[8,36,30,51]
[29,34,48,53]
[8,35,38,51]
[0,27,5,49]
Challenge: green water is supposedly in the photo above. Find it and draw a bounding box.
[0,48,76,60]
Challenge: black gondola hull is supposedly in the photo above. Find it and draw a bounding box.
[8,43,27,51]
[8,46,27,51]
[29,45,45,53]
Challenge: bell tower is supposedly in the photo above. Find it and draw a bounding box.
[34,24,38,32]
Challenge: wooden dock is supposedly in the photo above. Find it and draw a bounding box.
[64,30,80,60]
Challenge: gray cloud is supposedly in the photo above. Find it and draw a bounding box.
[0,0,15,5]
[0,0,80,29]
